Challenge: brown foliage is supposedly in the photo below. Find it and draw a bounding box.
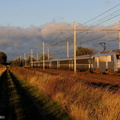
[76,46,96,56]
[11,67,120,120]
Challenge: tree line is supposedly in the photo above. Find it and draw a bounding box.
[0,52,7,65]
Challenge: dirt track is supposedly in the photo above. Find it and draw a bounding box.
[0,70,71,120]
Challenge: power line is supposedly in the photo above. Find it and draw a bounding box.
[77,3,120,27]
[54,3,120,46]
[51,23,72,46]
[78,30,117,44]
[54,10,120,47]
[26,3,120,62]
[76,10,120,43]
[89,9,120,27]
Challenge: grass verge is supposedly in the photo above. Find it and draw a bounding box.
[9,70,72,120]
[11,67,120,120]
[0,69,72,120]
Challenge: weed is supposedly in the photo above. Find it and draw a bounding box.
[11,67,120,120]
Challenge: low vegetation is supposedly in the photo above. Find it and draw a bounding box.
[0,69,71,120]
[10,67,120,120]
[76,46,96,56]
[0,52,7,65]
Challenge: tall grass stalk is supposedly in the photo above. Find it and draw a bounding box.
[11,67,120,120]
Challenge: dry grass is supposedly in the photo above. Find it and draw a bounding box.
[11,67,120,120]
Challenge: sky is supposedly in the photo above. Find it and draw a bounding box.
[0,0,120,60]
[0,0,120,27]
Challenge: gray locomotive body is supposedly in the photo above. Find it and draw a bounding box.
[92,49,120,72]
[32,49,120,72]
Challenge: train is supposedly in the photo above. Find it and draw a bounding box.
[31,49,120,73]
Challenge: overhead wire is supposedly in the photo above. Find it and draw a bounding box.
[77,3,120,28]
[71,3,120,41]
[76,10,120,45]
[44,3,120,59]
[50,23,72,46]
[77,22,118,46]
[89,9,120,27]
[79,32,117,45]
[52,8,120,48]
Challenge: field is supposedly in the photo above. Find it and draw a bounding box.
[0,66,120,120]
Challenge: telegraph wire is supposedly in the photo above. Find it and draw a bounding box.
[50,3,120,52]
[51,23,72,46]
[77,3,120,27]
[52,8,120,47]
[89,9,120,27]
[30,3,120,60]
[76,10,120,43]
[59,3,120,46]
[78,31,117,45]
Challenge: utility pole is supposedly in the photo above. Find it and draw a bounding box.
[66,42,69,57]
[36,52,39,61]
[48,49,50,60]
[19,56,22,67]
[24,53,26,66]
[31,49,33,68]
[58,21,120,73]
[73,21,77,74]
[118,21,120,49]
[42,42,45,69]
[58,21,77,73]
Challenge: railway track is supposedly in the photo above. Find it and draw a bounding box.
[0,69,71,120]
[28,68,120,91]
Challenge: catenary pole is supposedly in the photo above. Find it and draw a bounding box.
[42,42,45,69]
[36,52,39,61]
[118,21,120,49]
[31,49,33,67]
[24,53,26,66]
[58,21,120,73]
[58,22,77,73]
[67,42,69,57]
[48,49,50,60]
[73,21,77,74]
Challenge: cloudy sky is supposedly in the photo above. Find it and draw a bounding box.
[0,0,120,60]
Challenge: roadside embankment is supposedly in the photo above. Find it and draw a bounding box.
[11,67,120,120]
[0,68,71,120]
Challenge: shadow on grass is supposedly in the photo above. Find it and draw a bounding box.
[84,81,120,93]
[10,71,72,120]
[0,70,9,119]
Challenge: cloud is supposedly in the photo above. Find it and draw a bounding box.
[0,26,44,60]
[41,22,72,40]
[0,22,118,60]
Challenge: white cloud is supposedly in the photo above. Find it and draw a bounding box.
[0,22,118,60]
[41,22,72,40]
